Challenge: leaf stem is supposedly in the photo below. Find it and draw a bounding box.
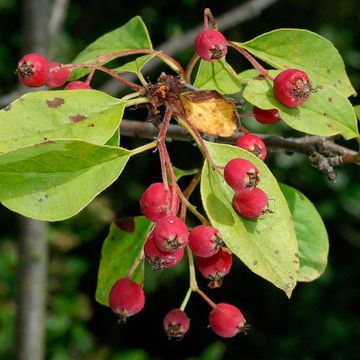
[185,53,200,83]
[130,140,158,156]
[125,97,149,107]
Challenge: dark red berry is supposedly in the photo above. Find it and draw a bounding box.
[144,233,184,271]
[109,277,145,323]
[16,53,49,87]
[140,182,179,222]
[224,158,260,193]
[194,30,227,62]
[196,248,232,288]
[46,62,71,88]
[189,225,223,258]
[209,303,247,338]
[163,308,190,340]
[273,68,312,108]
[153,215,189,252]
[253,106,281,125]
[236,133,267,161]
[232,187,269,219]
[65,80,92,90]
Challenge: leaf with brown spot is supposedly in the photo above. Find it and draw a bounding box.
[180,90,237,137]
[46,97,65,108]
[69,114,87,123]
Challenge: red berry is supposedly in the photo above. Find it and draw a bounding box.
[65,80,92,90]
[46,62,71,88]
[194,30,227,62]
[232,187,269,219]
[16,53,49,87]
[163,308,190,340]
[140,182,179,222]
[253,106,281,125]
[153,215,189,252]
[224,158,260,193]
[273,68,312,108]
[109,277,145,323]
[236,133,267,161]
[144,233,184,271]
[196,248,232,288]
[209,303,247,338]
[189,225,223,258]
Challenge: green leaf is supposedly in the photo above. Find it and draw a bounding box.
[0,90,125,153]
[0,140,131,221]
[173,166,199,181]
[96,217,152,306]
[242,72,358,139]
[239,29,356,97]
[194,59,243,94]
[201,142,299,297]
[70,16,152,79]
[354,105,360,121]
[112,54,157,75]
[280,184,329,282]
[105,129,119,147]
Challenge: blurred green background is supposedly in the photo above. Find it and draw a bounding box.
[0,0,359,359]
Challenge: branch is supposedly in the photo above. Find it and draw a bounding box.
[48,0,70,47]
[120,119,359,181]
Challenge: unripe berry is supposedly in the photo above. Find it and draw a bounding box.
[109,277,145,323]
[189,225,223,258]
[232,187,269,219]
[209,303,247,338]
[163,308,190,340]
[273,68,312,108]
[236,133,267,161]
[153,215,189,252]
[253,106,281,125]
[224,158,260,193]
[144,233,184,271]
[140,182,179,222]
[46,62,71,88]
[65,80,92,90]
[196,248,232,288]
[16,53,49,87]
[194,30,227,62]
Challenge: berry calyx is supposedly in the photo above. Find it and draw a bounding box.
[273,68,312,108]
[189,225,223,258]
[253,106,281,125]
[144,233,184,271]
[194,30,227,62]
[153,215,189,252]
[196,248,232,288]
[46,62,71,88]
[209,303,247,338]
[140,182,179,222]
[236,133,267,161]
[16,53,49,87]
[109,277,145,323]
[64,80,92,90]
[232,187,269,219]
[163,308,190,340]
[224,158,260,193]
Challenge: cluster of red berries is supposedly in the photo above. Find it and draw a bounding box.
[16,53,91,89]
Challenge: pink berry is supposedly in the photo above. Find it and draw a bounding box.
[153,215,189,252]
[16,53,49,87]
[65,80,92,90]
[109,277,145,323]
[189,225,223,258]
[46,62,71,88]
[236,133,267,161]
[273,68,312,108]
[196,248,232,288]
[232,187,269,219]
[224,158,260,193]
[163,308,190,340]
[194,30,227,62]
[144,233,184,271]
[253,106,281,125]
[209,303,247,338]
[140,182,179,222]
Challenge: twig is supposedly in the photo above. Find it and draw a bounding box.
[47,0,70,45]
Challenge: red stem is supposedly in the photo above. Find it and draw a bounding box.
[196,288,217,309]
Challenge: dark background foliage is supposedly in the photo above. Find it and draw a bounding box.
[0,1,359,359]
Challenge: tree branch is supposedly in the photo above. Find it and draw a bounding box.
[120,119,359,181]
